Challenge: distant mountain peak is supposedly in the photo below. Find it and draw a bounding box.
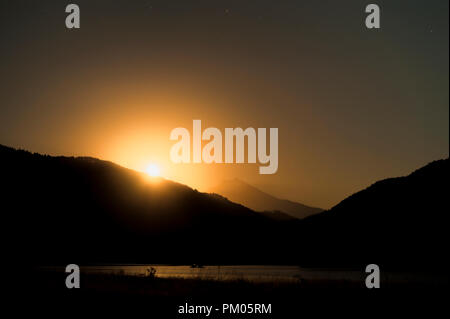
[210,179,323,219]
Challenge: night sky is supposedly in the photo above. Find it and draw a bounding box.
[0,0,448,208]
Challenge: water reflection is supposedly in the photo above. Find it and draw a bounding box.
[41,265,446,285]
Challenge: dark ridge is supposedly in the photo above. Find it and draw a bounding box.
[0,144,297,265]
[298,158,449,269]
[1,144,448,270]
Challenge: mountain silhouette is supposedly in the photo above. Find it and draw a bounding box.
[209,179,323,219]
[1,144,448,269]
[297,158,449,268]
[0,144,296,265]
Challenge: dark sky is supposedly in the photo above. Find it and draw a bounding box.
[0,0,448,208]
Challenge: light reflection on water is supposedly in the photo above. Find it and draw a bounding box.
[83,265,314,282]
[50,265,446,285]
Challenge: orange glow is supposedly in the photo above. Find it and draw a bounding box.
[146,163,161,177]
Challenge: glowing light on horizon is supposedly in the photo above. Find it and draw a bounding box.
[146,163,161,177]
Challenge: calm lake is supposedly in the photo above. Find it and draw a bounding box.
[52,265,447,285]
